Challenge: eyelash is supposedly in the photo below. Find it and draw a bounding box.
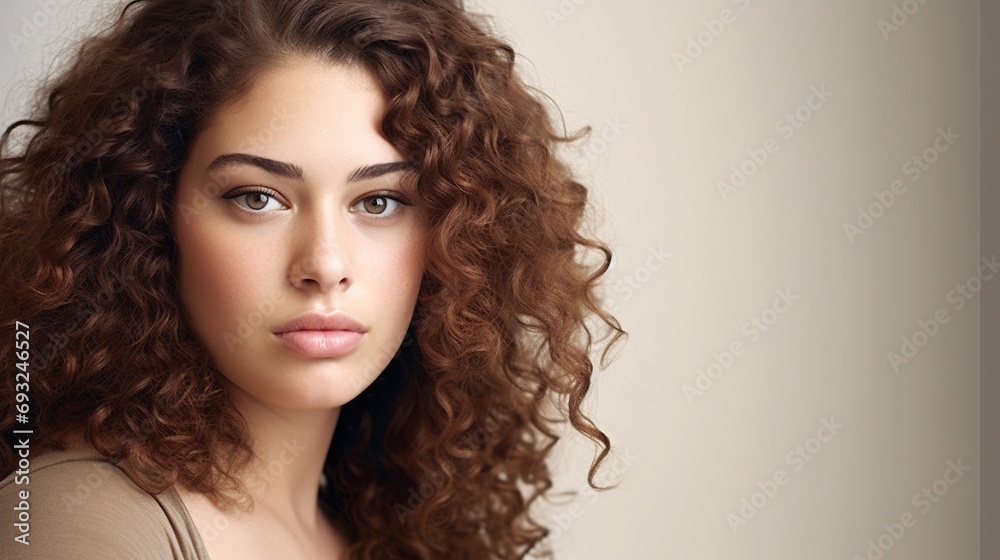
[222,187,412,219]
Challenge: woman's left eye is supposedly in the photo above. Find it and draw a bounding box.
[354,194,408,216]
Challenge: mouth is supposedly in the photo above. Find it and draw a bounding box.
[271,310,368,358]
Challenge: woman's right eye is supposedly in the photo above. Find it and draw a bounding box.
[222,188,286,213]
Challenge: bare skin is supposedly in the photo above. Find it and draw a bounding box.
[170,398,348,559]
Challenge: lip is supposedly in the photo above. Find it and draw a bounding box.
[272,311,367,358]
[274,330,364,358]
[272,311,368,335]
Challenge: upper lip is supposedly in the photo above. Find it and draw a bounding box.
[272,311,368,334]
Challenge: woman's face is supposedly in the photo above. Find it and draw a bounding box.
[171,56,426,411]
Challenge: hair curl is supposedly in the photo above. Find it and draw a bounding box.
[0,0,627,557]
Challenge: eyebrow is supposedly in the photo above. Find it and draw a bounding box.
[205,153,415,183]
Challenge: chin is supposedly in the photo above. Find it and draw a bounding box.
[221,368,371,412]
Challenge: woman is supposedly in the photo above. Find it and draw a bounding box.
[0,0,626,558]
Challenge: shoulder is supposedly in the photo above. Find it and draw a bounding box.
[0,446,208,559]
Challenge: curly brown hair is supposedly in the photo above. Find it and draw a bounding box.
[0,0,627,557]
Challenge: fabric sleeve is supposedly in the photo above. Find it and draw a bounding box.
[0,457,186,559]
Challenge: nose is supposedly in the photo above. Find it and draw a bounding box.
[287,209,354,293]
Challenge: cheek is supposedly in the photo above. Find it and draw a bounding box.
[361,235,424,338]
[176,225,267,338]
[378,235,425,296]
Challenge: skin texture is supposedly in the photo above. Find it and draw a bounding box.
[169,56,427,559]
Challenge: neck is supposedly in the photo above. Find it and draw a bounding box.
[225,383,340,529]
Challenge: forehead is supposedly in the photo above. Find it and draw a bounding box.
[181,57,403,181]
[206,56,385,137]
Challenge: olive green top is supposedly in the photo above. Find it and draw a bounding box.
[0,445,211,559]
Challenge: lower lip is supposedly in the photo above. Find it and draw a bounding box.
[274,330,364,358]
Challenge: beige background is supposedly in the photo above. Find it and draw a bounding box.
[0,1,982,559]
[983,2,997,559]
